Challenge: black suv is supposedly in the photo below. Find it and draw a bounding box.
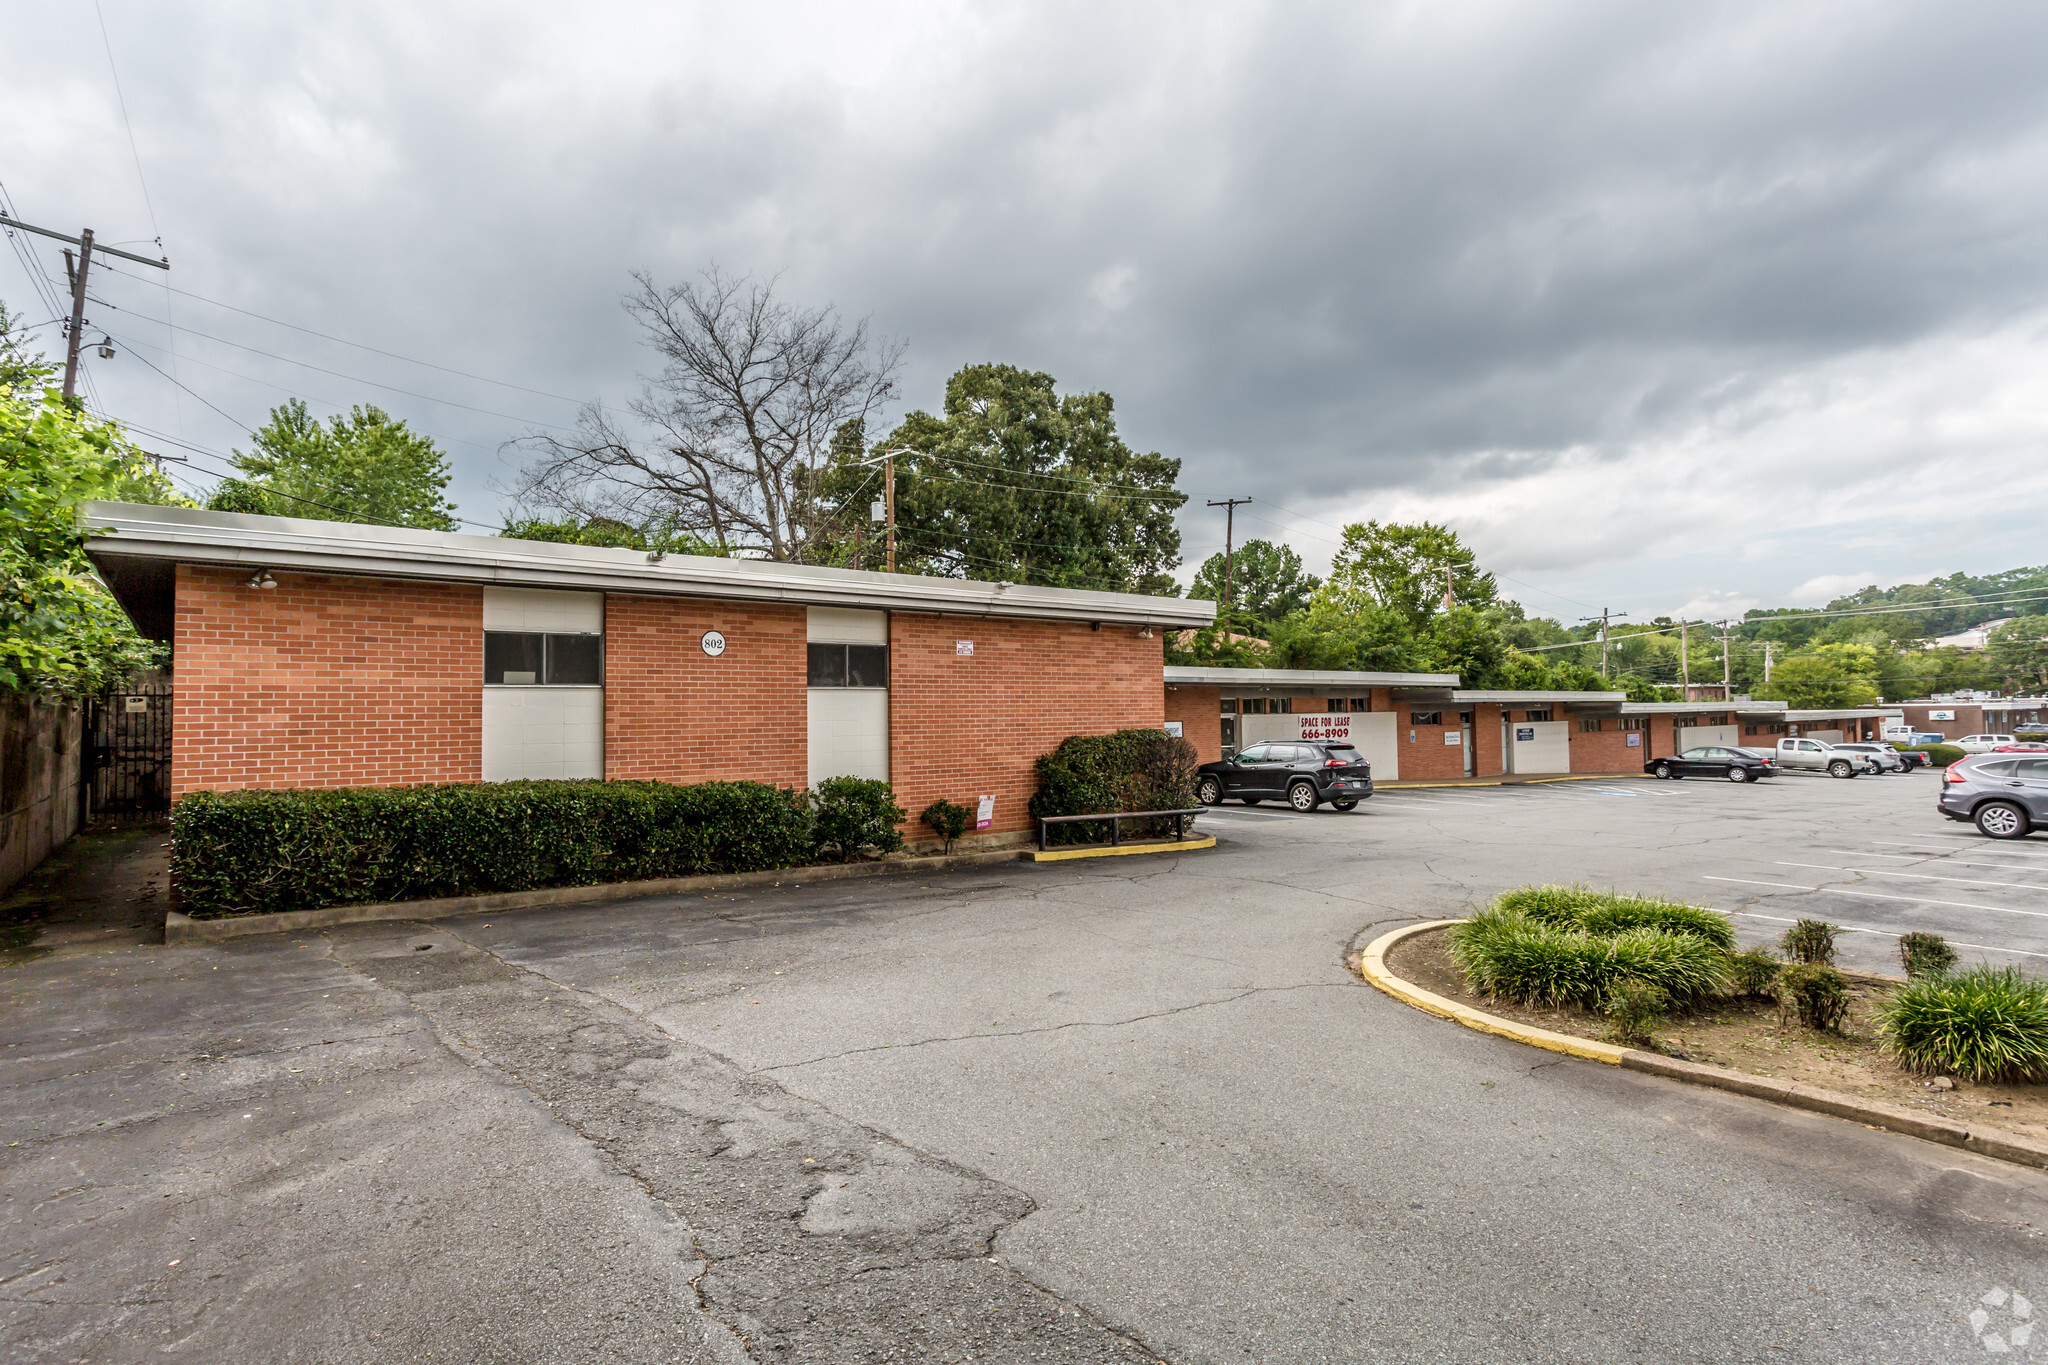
[1196,741,1373,812]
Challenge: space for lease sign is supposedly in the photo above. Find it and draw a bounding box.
[1295,714,1351,742]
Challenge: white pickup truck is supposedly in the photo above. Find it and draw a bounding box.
[1774,737,1870,778]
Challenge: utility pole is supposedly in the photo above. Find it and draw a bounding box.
[1206,497,1251,620]
[884,448,896,573]
[1763,640,1776,684]
[0,216,169,401]
[1441,566,1457,612]
[1721,620,1733,696]
[1680,620,1690,690]
[1580,608,1627,681]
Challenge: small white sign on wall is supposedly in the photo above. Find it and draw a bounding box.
[1626,732,1641,747]
[976,794,994,830]
[1293,714,1351,742]
[1443,730,1462,746]
[956,640,974,657]
[1163,721,1183,738]
[1928,709,1956,721]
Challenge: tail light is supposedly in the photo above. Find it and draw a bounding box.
[1944,764,1968,783]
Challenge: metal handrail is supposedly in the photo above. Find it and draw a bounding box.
[1035,806,1206,852]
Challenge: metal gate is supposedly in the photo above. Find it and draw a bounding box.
[86,674,172,814]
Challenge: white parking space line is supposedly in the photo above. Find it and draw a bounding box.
[1875,835,2048,855]
[1722,911,2048,961]
[1816,886,2048,920]
[1774,861,2048,893]
[1704,876,1814,891]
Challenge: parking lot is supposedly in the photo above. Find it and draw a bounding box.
[5,768,2046,1363]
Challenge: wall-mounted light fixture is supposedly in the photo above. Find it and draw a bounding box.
[1138,625,1154,639]
[246,569,278,590]
[646,551,666,563]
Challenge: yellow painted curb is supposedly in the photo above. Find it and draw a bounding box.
[1027,835,1218,863]
[1358,919,1629,1064]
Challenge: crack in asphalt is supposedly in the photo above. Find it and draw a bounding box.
[753,981,1353,1074]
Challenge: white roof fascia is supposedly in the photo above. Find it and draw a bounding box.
[1453,690,1628,705]
[83,502,1213,628]
[1783,709,1896,721]
[1163,666,1461,688]
[1621,700,1790,715]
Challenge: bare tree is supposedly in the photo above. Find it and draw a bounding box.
[513,269,903,560]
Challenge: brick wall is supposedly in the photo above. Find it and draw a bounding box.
[1566,718,1644,774]
[603,595,807,788]
[891,614,1162,839]
[1397,703,1469,780]
[1164,685,1222,765]
[172,565,482,797]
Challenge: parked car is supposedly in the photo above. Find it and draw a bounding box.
[1955,734,2021,754]
[1645,746,1778,782]
[1197,740,1373,812]
[1773,737,1865,777]
[1832,742,1911,774]
[1938,754,2048,839]
[1992,742,2048,753]
[1894,748,1935,769]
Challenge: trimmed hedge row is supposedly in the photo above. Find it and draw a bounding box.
[1895,742,1964,767]
[172,777,905,919]
[1028,727,1199,845]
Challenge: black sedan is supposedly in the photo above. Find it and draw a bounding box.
[1197,740,1373,812]
[1645,745,1777,783]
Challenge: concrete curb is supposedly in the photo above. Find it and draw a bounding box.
[1026,835,1217,863]
[165,847,1034,944]
[1357,920,2048,1172]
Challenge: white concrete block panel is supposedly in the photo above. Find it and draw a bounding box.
[483,586,604,633]
[808,688,889,787]
[807,606,888,643]
[482,687,604,781]
[1674,724,1741,751]
[1507,720,1570,774]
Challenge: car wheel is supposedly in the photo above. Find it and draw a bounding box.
[1828,760,1854,778]
[1331,799,1358,811]
[1288,781,1319,812]
[1197,776,1222,806]
[1975,801,2031,840]
[1726,766,1749,783]
[1653,762,1672,779]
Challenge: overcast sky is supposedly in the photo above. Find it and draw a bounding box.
[6,1,2046,623]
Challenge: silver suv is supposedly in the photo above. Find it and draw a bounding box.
[1832,743,1908,774]
[1938,755,2048,839]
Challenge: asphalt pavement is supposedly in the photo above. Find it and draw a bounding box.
[5,769,2045,1363]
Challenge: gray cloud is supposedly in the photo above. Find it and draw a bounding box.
[6,1,2046,613]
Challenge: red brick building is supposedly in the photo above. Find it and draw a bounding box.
[85,503,1214,846]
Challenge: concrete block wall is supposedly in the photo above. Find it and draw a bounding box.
[173,565,483,796]
[0,693,83,896]
[603,594,807,789]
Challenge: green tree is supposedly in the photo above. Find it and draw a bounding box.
[1988,616,2048,692]
[2,305,184,695]
[1752,649,1882,709]
[210,398,459,530]
[819,363,1185,593]
[1316,520,1497,630]
[1187,539,1319,629]
[500,515,726,557]
[1266,600,1428,673]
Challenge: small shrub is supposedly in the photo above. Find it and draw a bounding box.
[1600,978,1668,1046]
[1030,728,1199,844]
[1899,742,1965,767]
[1780,919,1839,965]
[1877,965,2048,1083]
[1897,932,1958,980]
[1448,910,1732,1009]
[1729,947,1781,998]
[921,798,970,854]
[811,776,907,862]
[1777,963,1852,1032]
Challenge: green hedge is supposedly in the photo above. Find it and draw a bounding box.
[172,779,813,918]
[1492,885,1736,951]
[1028,727,1199,845]
[1896,742,1965,767]
[1448,908,1732,1008]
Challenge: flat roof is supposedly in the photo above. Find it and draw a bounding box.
[1164,665,1461,689]
[1783,709,1896,721]
[1453,689,1629,705]
[83,502,1215,633]
[1620,701,1790,715]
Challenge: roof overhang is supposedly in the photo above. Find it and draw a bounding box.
[1620,700,1791,716]
[1782,709,1894,722]
[1452,690,1629,707]
[1163,666,1461,690]
[82,502,1216,635]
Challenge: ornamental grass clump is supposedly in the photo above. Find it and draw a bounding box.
[1877,966,2048,1083]
[1448,909,1731,1009]
[1897,932,1958,980]
[1489,886,1735,950]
